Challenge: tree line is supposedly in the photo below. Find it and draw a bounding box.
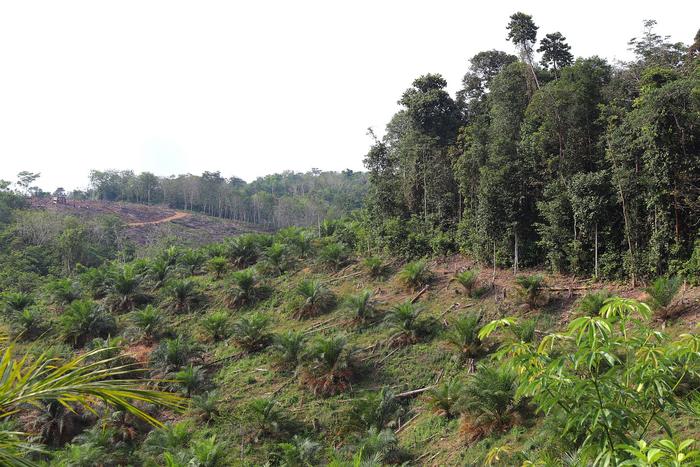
[83,168,367,228]
[364,15,700,282]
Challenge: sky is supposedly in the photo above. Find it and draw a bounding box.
[0,1,698,191]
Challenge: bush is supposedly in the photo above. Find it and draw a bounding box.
[319,242,348,271]
[2,291,34,315]
[106,265,147,312]
[272,331,306,369]
[577,290,612,316]
[397,260,432,290]
[302,334,355,396]
[226,269,267,308]
[294,279,336,319]
[150,337,197,370]
[231,313,271,352]
[344,290,376,325]
[515,274,545,306]
[60,299,117,347]
[362,256,386,278]
[207,256,228,279]
[147,258,172,288]
[12,306,50,340]
[164,279,203,313]
[645,276,682,314]
[444,313,483,360]
[132,305,162,339]
[246,398,286,439]
[174,364,206,396]
[45,278,81,305]
[426,378,463,419]
[201,311,231,341]
[454,270,479,297]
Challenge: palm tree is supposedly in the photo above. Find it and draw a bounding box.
[201,311,230,342]
[645,276,682,316]
[226,234,262,267]
[44,278,81,306]
[179,249,206,276]
[2,292,34,315]
[206,256,228,279]
[347,388,402,432]
[294,279,335,319]
[164,279,202,313]
[577,290,612,316]
[132,305,162,339]
[344,290,376,325]
[384,301,425,346]
[444,313,483,360]
[397,260,432,291]
[107,265,146,312]
[226,269,267,308]
[319,242,348,271]
[0,344,182,465]
[147,258,172,289]
[515,274,545,306]
[231,313,271,352]
[426,379,463,419]
[362,256,386,279]
[454,270,479,297]
[302,335,354,396]
[261,242,290,276]
[60,300,117,348]
[272,331,306,369]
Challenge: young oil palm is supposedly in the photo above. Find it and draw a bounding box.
[303,334,355,396]
[60,299,117,348]
[107,264,146,312]
[515,274,545,306]
[397,260,432,290]
[2,291,34,315]
[444,313,483,360]
[272,331,306,369]
[294,279,335,319]
[577,290,612,316]
[344,290,376,324]
[363,256,386,279]
[426,378,463,419]
[454,270,479,297]
[226,269,267,308]
[384,301,424,345]
[231,313,271,352]
[164,279,202,313]
[201,310,231,342]
[45,278,81,306]
[319,242,348,271]
[132,305,162,339]
[206,256,228,279]
[645,276,682,314]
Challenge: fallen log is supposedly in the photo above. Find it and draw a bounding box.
[411,286,429,303]
[396,385,434,398]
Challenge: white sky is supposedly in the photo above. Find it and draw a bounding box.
[0,1,697,191]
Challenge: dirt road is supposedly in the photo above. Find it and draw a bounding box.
[126,211,189,227]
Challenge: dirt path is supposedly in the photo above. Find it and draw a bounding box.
[126,211,189,227]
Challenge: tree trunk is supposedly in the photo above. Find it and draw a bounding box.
[513,232,519,275]
[594,222,599,279]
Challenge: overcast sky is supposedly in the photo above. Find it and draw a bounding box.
[0,1,697,191]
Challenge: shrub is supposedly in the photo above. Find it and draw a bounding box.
[302,334,355,396]
[179,249,206,275]
[150,337,197,371]
[277,227,314,258]
[207,256,228,279]
[246,398,285,439]
[344,290,376,325]
[426,378,463,419]
[384,301,429,346]
[231,313,271,352]
[13,306,50,340]
[132,305,162,339]
[174,364,206,396]
[454,270,479,296]
[190,435,227,466]
[164,279,202,313]
[60,299,117,347]
[226,269,267,308]
[2,291,34,315]
[363,256,386,278]
[79,265,113,299]
[226,234,263,267]
[45,278,81,305]
[515,274,545,306]
[444,313,483,360]
[106,265,147,312]
[353,427,401,464]
[577,290,612,316]
[347,388,403,432]
[397,260,432,290]
[319,242,348,271]
[272,331,306,369]
[201,311,231,342]
[147,258,171,288]
[460,365,527,444]
[294,279,336,319]
[645,276,682,314]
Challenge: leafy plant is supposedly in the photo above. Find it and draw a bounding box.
[645,276,682,314]
[2,291,34,315]
[454,269,479,296]
[190,435,227,467]
[12,307,50,341]
[164,279,202,313]
[271,436,322,466]
[132,305,162,339]
[226,234,262,267]
[426,378,463,419]
[231,313,271,352]
[150,337,197,371]
[179,248,206,275]
[294,279,336,319]
[226,268,267,308]
[444,313,483,360]
[272,330,306,369]
[363,256,386,278]
[384,301,428,346]
[191,391,219,422]
[303,334,355,396]
[201,310,231,342]
[515,274,545,306]
[60,299,117,347]
[261,242,291,276]
[344,290,376,325]
[45,278,81,306]
[319,242,348,271]
[347,388,403,432]
[174,364,206,396]
[147,258,172,289]
[207,256,228,279]
[397,260,432,290]
[577,289,612,316]
[246,398,286,439]
[107,264,147,312]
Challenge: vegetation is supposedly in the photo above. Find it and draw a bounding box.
[397,260,432,290]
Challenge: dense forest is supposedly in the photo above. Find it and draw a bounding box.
[363,17,700,283]
[0,12,698,467]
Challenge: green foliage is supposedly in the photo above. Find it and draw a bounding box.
[454,270,479,296]
[261,242,292,276]
[174,364,206,396]
[106,264,146,312]
[225,234,263,268]
[427,378,463,419]
[577,290,613,316]
[347,388,402,432]
[444,313,483,360]
[2,291,34,315]
[272,330,306,369]
[226,268,267,308]
[45,278,81,305]
[164,279,202,313]
[201,310,231,342]
[246,398,286,439]
[179,248,206,275]
[303,335,355,396]
[271,436,322,466]
[231,312,271,352]
[132,305,162,339]
[384,301,430,345]
[294,279,335,319]
[206,256,228,279]
[60,299,117,347]
[645,276,682,312]
[151,337,197,371]
[344,290,376,324]
[319,242,348,271]
[362,256,386,279]
[12,306,50,340]
[397,260,432,290]
[515,274,545,306]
